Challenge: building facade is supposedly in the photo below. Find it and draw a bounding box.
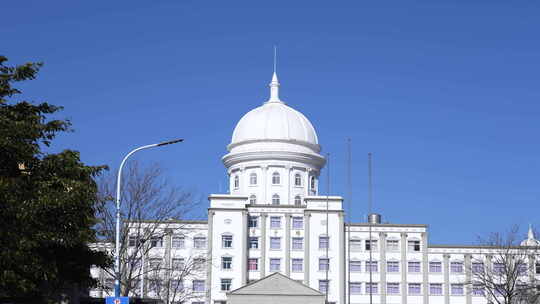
[91,72,540,304]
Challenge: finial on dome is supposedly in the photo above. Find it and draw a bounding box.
[528,224,535,240]
[266,46,283,104]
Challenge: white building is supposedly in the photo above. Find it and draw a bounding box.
[91,71,540,304]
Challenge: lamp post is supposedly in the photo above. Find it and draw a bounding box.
[114,139,183,297]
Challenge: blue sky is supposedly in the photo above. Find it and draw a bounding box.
[3,1,539,245]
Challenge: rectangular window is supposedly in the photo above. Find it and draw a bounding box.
[192,280,205,292]
[221,257,232,270]
[365,239,378,251]
[517,262,527,275]
[104,278,114,290]
[248,216,258,228]
[387,261,399,272]
[408,283,421,295]
[270,237,281,250]
[150,236,163,248]
[220,279,232,291]
[270,258,281,271]
[350,282,362,294]
[350,260,362,272]
[536,263,540,274]
[366,261,378,272]
[172,236,185,248]
[194,237,206,249]
[319,280,329,293]
[292,217,303,229]
[366,282,378,294]
[292,237,303,250]
[408,261,421,273]
[170,279,184,292]
[350,239,362,251]
[386,239,399,251]
[148,279,162,292]
[319,236,329,249]
[319,258,330,271]
[407,240,421,252]
[270,216,281,229]
[387,282,400,294]
[451,284,464,295]
[493,263,505,274]
[472,262,484,273]
[430,283,442,295]
[248,258,258,271]
[249,237,259,249]
[473,284,485,296]
[149,258,161,270]
[292,258,303,272]
[429,261,442,273]
[193,258,206,271]
[128,235,138,247]
[451,261,463,273]
[172,258,185,270]
[222,235,233,248]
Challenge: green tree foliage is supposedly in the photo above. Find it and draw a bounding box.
[0,56,111,301]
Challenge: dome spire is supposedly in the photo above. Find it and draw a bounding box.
[528,224,535,240]
[267,46,283,104]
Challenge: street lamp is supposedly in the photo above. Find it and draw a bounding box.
[114,139,183,297]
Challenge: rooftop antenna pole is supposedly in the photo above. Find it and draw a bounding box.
[325,152,330,303]
[347,139,352,304]
[273,45,277,74]
[368,152,373,304]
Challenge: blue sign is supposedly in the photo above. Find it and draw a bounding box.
[105,297,129,304]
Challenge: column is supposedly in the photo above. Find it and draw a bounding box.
[401,233,408,304]
[164,228,173,302]
[287,166,292,204]
[285,214,291,276]
[261,166,268,204]
[338,212,345,304]
[305,169,311,197]
[206,212,214,304]
[485,255,493,304]
[260,213,267,277]
[241,210,248,285]
[422,232,429,304]
[465,254,472,304]
[380,232,387,304]
[304,212,311,285]
[240,167,245,194]
[443,254,450,304]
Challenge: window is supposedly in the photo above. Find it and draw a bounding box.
[310,176,316,190]
[128,235,138,247]
[270,258,281,271]
[192,280,205,292]
[451,261,463,273]
[249,237,259,249]
[408,261,421,272]
[250,173,257,185]
[248,258,258,271]
[172,258,185,270]
[222,235,233,248]
[350,282,362,294]
[150,236,163,248]
[249,195,257,204]
[429,261,442,273]
[248,216,258,228]
[194,237,206,249]
[536,263,540,274]
[292,258,303,272]
[387,261,399,272]
[234,175,239,189]
[272,172,280,184]
[408,283,421,295]
[408,240,421,252]
[295,173,302,186]
[292,217,303,229]
[319,258,330,271]
[473,284,485,296]
[270,216,281,229]
[104,278,114,290]
[493,262,504,274]
[148,279,162,293]
[319,236,329,249]
[294,195,302,206]
[387,239,399,251]
[366,282,378,294]
[430,283,442,295]
[270,237,281,250]
[172,235,185,248]
[387,283,400,294]
[451,284,464,295]
[365,239,378,251]
[193,258,206,270]
[350,239,362,251]
[350,260,362,272]
[292,237,303,250]
[149,258,161,270]
[366,261,378,272]
[170,279,183,292]
[272,194,280,205]
[319,280,329,293]
[472,262,484,273]
[221,257,232,270]
[221,279,232,291]
[517,262,527,275]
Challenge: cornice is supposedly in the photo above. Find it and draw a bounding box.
[222,150,326,169]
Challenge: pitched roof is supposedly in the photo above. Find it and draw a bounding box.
[228,272,324,296]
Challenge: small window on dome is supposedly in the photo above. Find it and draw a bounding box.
[310,176,316,190]
[294,195,302,206]
[250,173,257,185]
[249,195,257,204]
[234,175,239,189]
[272,172,280,185]
[294,173,302,186]
[272,194,280,205]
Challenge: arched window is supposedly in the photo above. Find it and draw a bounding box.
[249,173,257,185]
[310,176,316,190]
[294,195,302,206]
[272,172,280,185]
[272,194,280,205]
[249,194,257,204]
[294,173,302,186]
[234,175,239,189]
